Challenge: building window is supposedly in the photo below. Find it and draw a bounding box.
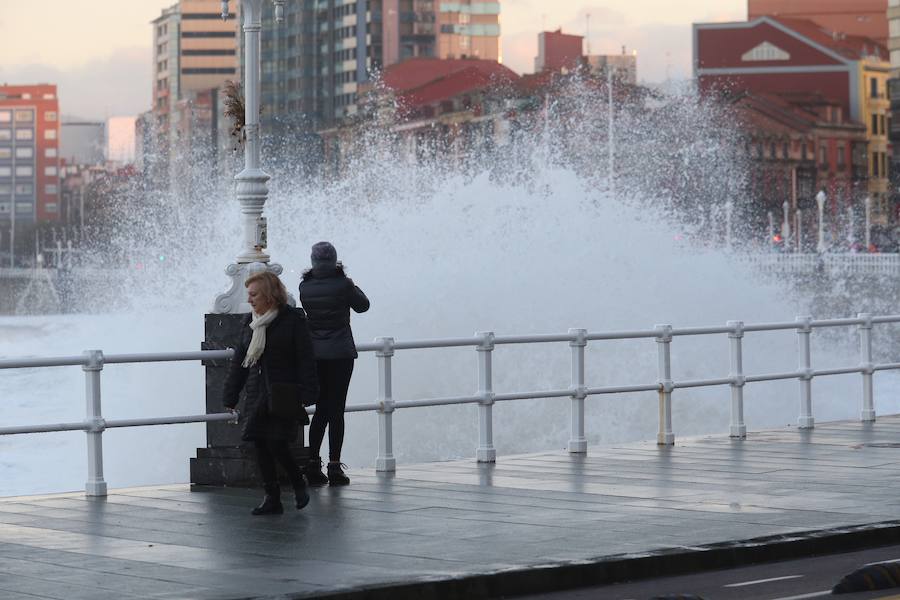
[872,114,878,134]
[44,166,57,176]
[15,165,33,177]
[45,148,57,158]
[44,111,57,122]
[44,129,57,140]
[0,166,10,177]
[871,77,878,97]
[0,148,10,160]
[782,142,789,159]
[0,203,8,213]
[45,202,58,213]
[0,111,10,123]
[15,129,33,141]
[837,146,845,168]
[0,129,9,141]
[0,183,10,194]
[820,145,827,167]
[15,203,32,213]
[880,115,886,135]
[14,183,32,195]
[14,110,34,122]
[45,184,58,194]
[15,147,33,159]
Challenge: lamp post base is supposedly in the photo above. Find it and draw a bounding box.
[191,312,308,487]
[212,262,292,314]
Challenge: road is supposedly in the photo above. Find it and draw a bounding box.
[513,543,900,599]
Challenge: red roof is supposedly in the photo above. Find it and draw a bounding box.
[382,58,519,109]
[768,16,887,61]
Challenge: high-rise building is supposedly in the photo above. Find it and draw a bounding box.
[256,0,501,135]
[748,0,888,46]
[435,1,501,62]
[534,30,583,73]
[60,120,106,167]
[0,84,61,227]
[151,1,237,183]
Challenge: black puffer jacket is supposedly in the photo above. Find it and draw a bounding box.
[298,265,370,359]
[222,305,319,442]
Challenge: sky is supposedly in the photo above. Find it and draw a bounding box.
[0,1,746,121]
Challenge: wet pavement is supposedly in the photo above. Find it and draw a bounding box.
[3,416,900,599]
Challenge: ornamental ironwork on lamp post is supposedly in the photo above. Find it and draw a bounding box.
[212,0,286,314]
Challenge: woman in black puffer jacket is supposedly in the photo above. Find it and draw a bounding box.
[223,271,319,515]
[299,242,370,486]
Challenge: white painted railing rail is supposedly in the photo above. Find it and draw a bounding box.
[2,313,900,496]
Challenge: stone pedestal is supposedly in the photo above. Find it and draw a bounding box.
[190,313,308,487]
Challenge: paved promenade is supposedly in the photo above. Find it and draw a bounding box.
[4,417,900,599]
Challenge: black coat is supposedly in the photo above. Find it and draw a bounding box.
[222,305,319,442]
[298,265,370,360]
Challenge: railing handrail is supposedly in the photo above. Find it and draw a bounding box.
[4,312,900,497]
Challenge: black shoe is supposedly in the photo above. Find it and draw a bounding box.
[327,462,350,486]
[293,481,310,510]
[251,484,283,515]
[305,457,329,487]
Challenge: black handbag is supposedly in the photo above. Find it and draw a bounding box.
[262,364,308,423]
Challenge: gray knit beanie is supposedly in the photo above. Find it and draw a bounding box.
[311,241,337,268]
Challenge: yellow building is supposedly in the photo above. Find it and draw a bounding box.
[858,55,891,222]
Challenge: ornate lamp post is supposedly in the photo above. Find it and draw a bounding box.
[192,0,290,489]
[781,199,791,246]
[213,0,286,314]
[816,190,827,253]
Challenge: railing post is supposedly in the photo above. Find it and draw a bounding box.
[568,328,588,453]
[796,316,814,429]
[375,337,396,472]
[858,312,876,422]
[655,324,675,445]
[727,320,746,438]
[476,331,496,463]
[82,350,107,496]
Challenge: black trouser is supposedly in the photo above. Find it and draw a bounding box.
[254,439,303,488]
[309,359,355,462]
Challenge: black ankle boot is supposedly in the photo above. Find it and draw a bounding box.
[293,478,310,510]
[305,457,329,487]
[327,462,350,486]
[251,484,283,515]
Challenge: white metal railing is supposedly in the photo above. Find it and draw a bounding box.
[2,312,900,496]
[0,349,237,496]
[737,253,900,274]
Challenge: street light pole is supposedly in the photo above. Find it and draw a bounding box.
[865,196,872,250]
[816,190,826,253]
[213,0,286,314]
[725,200,733,249]
[607,66,615,197]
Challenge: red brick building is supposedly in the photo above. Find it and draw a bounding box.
[0,84,61,225]
[730,91,867,241]
[748,0,887,47]
[694,16,892,221]
[535,30,584,73]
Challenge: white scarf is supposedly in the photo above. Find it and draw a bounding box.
[242,308,278,368]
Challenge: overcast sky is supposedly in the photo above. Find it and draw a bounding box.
[0,1,745,121]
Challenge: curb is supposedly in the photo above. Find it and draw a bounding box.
[245,520,900,600]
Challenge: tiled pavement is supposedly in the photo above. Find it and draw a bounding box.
[3,417,900,599]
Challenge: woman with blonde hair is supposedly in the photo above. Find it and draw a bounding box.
[223,270,319,515]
